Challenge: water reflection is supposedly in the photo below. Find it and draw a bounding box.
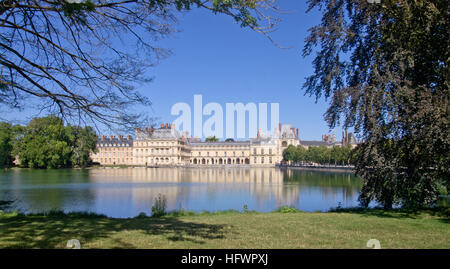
[0,168,363,218]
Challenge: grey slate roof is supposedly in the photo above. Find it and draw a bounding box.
[190,141,250,147]
[97,137,133,147]
[300,140,335,146]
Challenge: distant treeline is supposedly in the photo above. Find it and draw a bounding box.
[282,144,355,166]
[0,116,97,168]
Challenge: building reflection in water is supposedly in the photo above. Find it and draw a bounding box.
[86,167,362,217]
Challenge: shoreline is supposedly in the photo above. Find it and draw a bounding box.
[4,165,356,172]
[278,165,355,173]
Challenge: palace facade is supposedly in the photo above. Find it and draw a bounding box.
[91,123,353,166]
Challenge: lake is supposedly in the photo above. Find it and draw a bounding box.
[0,167,363,218]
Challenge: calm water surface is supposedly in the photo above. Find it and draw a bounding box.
[0,167,363,218]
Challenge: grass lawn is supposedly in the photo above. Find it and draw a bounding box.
[0,209,448,249]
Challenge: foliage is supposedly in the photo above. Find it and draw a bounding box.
[242,204,249,213]
[283,145,354,166]
[137,212,148,218]
[0,0,280,129]
[303,0,449,209]
[275,206,302,213]
[9,116,97,168]
[151,194,167,217]
[67,125,98,168]
[282,145,296,162]
[0,122,13,167]
[12,116,72,169]
[205,136,219,142]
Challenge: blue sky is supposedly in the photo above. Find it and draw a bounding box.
[140,1,344,141]
[3,1,351,141]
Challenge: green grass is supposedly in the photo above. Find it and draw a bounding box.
[0,209,448,249]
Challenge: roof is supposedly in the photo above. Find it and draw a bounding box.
[97,137,133,147]
[135,127,181,140]
[250,136,277,145]
[300,140,335,146]
[190,141,250,147]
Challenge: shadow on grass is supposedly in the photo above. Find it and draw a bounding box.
[0,211,230,249]
[328,206,450,222]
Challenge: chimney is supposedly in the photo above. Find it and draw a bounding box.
[171,123,175,129]
[101,135,106,140]
[296,128,299,138]
[127,135,132,140]
[118,135,123,140]
[150,126,154,134]
[160,123,164,128]
[257,129,261,138]
[110,135,114,139]
[165,123,168,129]
[279,123,281,132]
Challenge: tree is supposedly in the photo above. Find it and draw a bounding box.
[0,0,280,130]
[205,135,219,142]
[294,145,307,163]
[303,0,449,209]
[67,125,98,167]
[14,116,72,168]
[282,144,296,162]
[0,122,13,167]
[11,115,97,168]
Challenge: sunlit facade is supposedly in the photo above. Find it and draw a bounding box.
[91,123,331,166]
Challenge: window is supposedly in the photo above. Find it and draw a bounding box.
[269,149,272,155]
[261,148,264,155]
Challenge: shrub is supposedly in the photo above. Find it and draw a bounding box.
[276,206,301,213]
[243,204,249,213]
[151,194,167,217]
[137,212,147,218]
